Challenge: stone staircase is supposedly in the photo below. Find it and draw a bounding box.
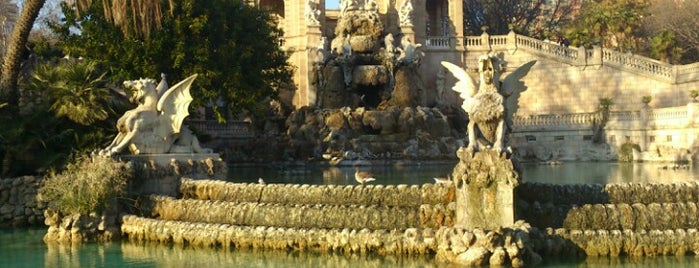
[517,182,699,256]
[120,178,455,254]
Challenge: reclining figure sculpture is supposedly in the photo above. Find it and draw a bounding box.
[442,55,535,152]
[99,74,212,156]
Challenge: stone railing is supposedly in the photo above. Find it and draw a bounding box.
[186,119,254,139]
[425,36,450,48]
[513,104,695,132]
[464,31,699,84]
[608,105,690,129]
[512,112,600,131]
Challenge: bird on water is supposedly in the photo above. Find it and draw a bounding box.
[354,166,376,185]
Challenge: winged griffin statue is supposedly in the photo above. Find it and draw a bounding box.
[99,74,212,156]
[441,55,536,152]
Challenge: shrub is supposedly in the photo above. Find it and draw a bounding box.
[40,155,132,215]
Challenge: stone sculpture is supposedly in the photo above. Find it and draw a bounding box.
[396,36,423,66]
[305,0,321,26]
[99,74,212,156]
[441,55,536,152]
[399,0,414,27]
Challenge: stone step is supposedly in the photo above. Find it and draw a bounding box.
[518,182,699,205]
[120,215,438,255]
[143,195,454,230]
[520,201,699,230]
[179,179,454,207]
[536,227,699,257]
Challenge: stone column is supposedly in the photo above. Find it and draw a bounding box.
[305,25,323,106]
[687,101,699,126]
[451,148,519,229]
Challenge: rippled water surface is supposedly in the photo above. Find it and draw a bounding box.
[4,161,699,267]
[3,228,699,267]
[227,161,699,185]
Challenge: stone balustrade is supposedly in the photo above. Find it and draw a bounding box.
[464,31,699,84]
[425,36,450,48]
[512,112,600,131]
[185,120,254,139]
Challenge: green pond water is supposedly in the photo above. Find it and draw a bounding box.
[228,161,699,185]
[3,162,699,267]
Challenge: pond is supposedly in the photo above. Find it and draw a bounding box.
[2,228,698,267]
[3,161,699,267]
[227,161,699,185]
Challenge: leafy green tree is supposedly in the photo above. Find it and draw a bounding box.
[648,31,682,64]
[54,0,293,121]
[563,0,648,52]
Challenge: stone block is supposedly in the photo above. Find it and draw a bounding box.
[452,149,519,229]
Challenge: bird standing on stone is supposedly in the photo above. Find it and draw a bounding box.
[354,167,376,185]
[433,174,452,185]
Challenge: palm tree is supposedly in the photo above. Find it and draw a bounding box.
[0,0,172,116]
[0,0,19,58]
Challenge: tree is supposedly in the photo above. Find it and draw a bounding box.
[463,0,578,38]
[0,0,171,116]
[644,0,699,63]
[563,0,648,51]
[0,0,19,58]
[54,0,292,121]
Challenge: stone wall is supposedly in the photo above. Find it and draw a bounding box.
[517,182,699,228]
[143,195,451,230]
[179,178,454,206]
[121,216,540,266]
[0,176,45,227]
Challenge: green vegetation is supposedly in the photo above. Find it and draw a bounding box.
[40,155,132,215]
[564,0,647,52]
[0,59,124,177]
[53,0,293,121]
[619,141,641,162]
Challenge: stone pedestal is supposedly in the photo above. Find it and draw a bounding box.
[118,153,227,197]
[451,148,519,229]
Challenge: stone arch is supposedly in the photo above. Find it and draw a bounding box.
[425,0,448,37]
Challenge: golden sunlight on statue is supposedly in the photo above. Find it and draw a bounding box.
[441,55,536,153]
[99,74,212,156]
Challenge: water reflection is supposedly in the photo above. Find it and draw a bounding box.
[120,242,444,268]
[520,162,699,185]
[228,162,457,185]
[229,162,699,185]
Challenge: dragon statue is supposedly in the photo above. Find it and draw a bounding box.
[441,55,536,152]
[99,74,212,156]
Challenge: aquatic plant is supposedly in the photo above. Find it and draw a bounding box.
[40,155,131,215]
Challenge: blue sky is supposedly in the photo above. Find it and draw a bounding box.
[326,0,339,9]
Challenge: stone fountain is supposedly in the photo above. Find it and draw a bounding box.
[314,0,424,110]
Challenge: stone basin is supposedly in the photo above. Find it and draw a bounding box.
[352,65,389,86]
[349,35,378,53]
